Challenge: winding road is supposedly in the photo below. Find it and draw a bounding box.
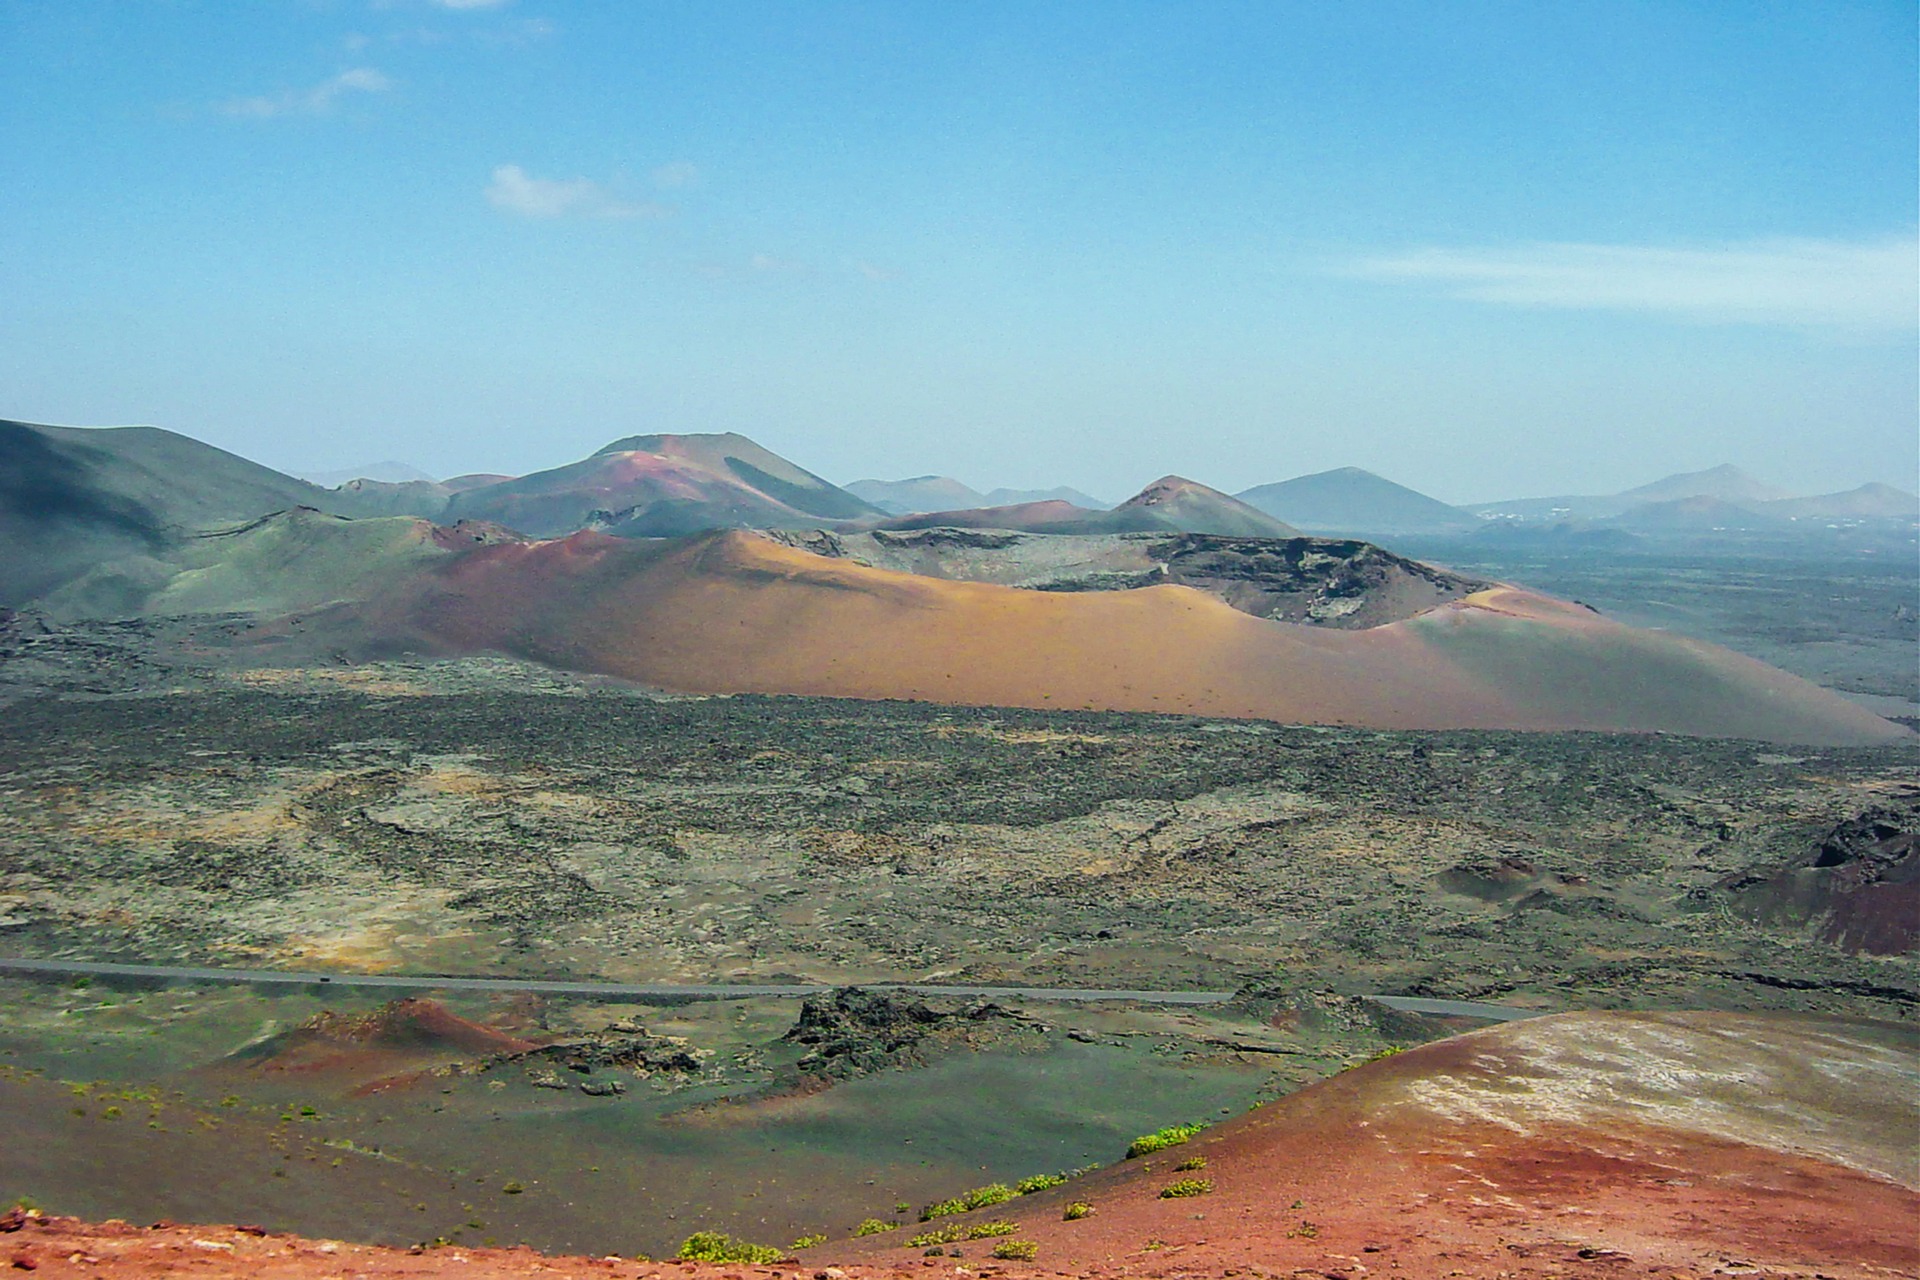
[0,956,1541,1021]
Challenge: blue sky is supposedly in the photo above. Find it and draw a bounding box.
[2,0,1914,502]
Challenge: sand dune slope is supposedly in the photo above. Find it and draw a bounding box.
[348,530,1902,744]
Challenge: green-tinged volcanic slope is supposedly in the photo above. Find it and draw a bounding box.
[0,419,335,603]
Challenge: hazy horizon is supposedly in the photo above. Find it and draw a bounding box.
[3,2,1914,506]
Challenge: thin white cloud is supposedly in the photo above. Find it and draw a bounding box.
[650,161,699,189]
[749,253,807,274]
[431,0,512,9]
[854,260,900,282]
[485,165,668,219]
[220,67,394,118]
[1350,235,1918,328]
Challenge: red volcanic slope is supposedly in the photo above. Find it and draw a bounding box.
[834,1010,1919,1279]
[337,529,1903,745]
[0,1213,998,1280]
[232,998,537,1085]
[6,1012,1912,1279]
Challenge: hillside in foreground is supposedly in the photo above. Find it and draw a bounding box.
[7,1009,1911,1279]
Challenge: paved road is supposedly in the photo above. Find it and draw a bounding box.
[0,956,1541,1021]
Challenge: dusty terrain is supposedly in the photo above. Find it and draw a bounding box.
[834,1010,1919,1278]
[6,1009,1912,1279]
[0,664,1913,1264]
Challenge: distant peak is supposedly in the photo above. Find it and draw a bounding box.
[593,431,750,457]
[1127,475,1207,503]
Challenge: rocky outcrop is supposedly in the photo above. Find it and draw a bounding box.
[761,529,1487,629]
[1721,802,1919,955]
[504,1020,709,1079]
[781,987,1034,1079]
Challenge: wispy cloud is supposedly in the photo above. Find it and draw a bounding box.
[485,165,668,219]
[430,0,513,9]
[219,68,394,118]
[650,161,699,189]
[1350,235,1918,328]
[749,252,807,274]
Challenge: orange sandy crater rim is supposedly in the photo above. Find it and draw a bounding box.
[355,529,1902,744]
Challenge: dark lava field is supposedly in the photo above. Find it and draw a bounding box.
[1,678,1912,1013]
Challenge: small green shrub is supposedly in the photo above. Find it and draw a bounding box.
[919,1183,1015,1220]
[674,1231,784,1263]
[1126,1122,1208,1158]
[1158,1178,1214,1199]
[1286,1220,1320,1239]
[904,1221,1016,1247]
[1062,1201,1092,1221]
[789,1233,827,1249]
[1173,1155,1208,1172]
[991,1240,1038,1261]
[852,1218,897,1237]
[1015,1172,1067,1194]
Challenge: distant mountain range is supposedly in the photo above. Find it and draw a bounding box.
[846,476,1110,514]
[0,416,1904,744]
[296,460,438,487]
[1236,462,1915,542]
[871,476,1298,539]
[1467,463,1917,525]
[1236,467,1479,537]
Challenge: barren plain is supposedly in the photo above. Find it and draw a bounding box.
[0,639,1913,1264]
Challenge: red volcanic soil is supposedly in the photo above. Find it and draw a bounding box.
[0,1212,974,1280]
[15,1011,1913,1279]
[831,1010,1919,1279]
[226,998,538,1090]
[336,529,1903,745]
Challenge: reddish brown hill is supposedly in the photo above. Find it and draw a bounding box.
[1113,475,1301,537]
[225,998,537,1086]
[833,1010,1919,1278]
[444,433,877,537]
[323,529,1904,745]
